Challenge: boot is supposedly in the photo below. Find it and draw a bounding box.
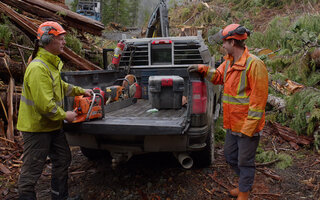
[237,191,249,200]
[229,187,239,197]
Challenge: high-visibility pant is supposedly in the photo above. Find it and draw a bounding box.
[223,130,260,192]
[18,130,71,200]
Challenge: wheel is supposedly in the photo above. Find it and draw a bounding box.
[192,121,215,168]
[80,147,111,160]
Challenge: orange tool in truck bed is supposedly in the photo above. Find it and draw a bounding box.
[72,93,104,123]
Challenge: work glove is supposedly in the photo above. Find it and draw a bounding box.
[187,64,209,75]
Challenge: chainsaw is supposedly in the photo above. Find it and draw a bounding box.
[105,74,137,103]
[72,92,104,123]
[104,74,138,113]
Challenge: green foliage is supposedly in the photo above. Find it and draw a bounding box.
[65,31,82,55]
[128,0,140,26]
[314,131,320,152]
[181,7,191,22]
[0,24,12,47]
[292,14,320,34]
[56,10,67,17]
[265,56,292,73]
[256,151,293,169]
[286,89,320,135]
[247,16,291,50]
[263,0,284,8]
[70,0,79,12]
[276,153,293,169]
[196,3,205,13]
[214,116,226,144]
[102,0,130,26]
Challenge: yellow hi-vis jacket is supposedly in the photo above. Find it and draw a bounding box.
[17,47,85,132]
[204,47,268,137]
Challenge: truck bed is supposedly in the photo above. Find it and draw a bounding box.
[64,99,189,136]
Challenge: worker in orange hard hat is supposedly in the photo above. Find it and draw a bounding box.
[189,24,268,200]
[17,21,90,200]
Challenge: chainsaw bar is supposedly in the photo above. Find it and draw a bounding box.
[104,97,137,113]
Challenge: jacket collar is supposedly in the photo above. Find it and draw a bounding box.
[223,47,250,70]
[36,47,63,71]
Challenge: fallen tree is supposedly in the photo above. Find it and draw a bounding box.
[0,0,105,36]
[0,1,102,70]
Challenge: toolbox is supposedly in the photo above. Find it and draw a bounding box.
[148,75,184,109]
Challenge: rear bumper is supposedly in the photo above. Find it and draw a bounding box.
[64,124,210,153]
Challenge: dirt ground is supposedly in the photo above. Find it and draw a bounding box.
[2,131,319,200]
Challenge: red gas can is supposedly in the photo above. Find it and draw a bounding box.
[134,83,142,99]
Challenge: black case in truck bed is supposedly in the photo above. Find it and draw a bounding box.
[62,34,221,168]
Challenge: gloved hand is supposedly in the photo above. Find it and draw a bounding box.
[188,64,209,74]
[83,89,93,97]
[187,64,199,73]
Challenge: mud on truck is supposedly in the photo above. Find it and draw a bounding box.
[62,32,222,169]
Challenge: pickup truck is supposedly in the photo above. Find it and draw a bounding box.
[62,33,222,168]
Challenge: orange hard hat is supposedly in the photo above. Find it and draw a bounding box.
[37,21,66,40]
[208,24,250,44]
[221,24,250,40]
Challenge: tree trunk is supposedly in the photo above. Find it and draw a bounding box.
[267,94,286,111]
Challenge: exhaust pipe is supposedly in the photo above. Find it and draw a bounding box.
[174,153,193,169]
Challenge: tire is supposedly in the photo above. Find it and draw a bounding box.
[193,121,215,168]
[80,147,111,160]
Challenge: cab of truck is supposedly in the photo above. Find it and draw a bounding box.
[62,32,222,168]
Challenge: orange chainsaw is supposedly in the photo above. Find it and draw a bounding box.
[72,92,104,123]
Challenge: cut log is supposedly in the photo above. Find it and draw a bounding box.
[267,121,314,150]
[270,79,304,96]
[0,0,105,36]
[0,2,102,70]
[0,56,25,83]
[267,94,286,111]
[6,78,14,142]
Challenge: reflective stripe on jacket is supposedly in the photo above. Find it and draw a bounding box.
[205,47,268,137]
[17,47,85,132]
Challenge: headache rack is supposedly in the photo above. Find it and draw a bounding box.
[119,36,206,67]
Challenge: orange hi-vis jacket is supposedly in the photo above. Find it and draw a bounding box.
[204,47,268,137]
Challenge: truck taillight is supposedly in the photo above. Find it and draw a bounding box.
[192,81,207,114]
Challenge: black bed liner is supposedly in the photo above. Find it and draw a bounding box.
[64,99,188,136]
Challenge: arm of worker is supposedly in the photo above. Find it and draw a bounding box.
[240,59,269,137]
[188,62,226,85]
[27,66,67,121]
[61,80,92,97]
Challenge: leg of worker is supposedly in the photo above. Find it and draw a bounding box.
[224,131,240,176]
[18,132,51,200]
[237,135,260,192]
[49,130,72,200]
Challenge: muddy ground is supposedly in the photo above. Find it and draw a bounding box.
[3,132,320,200]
